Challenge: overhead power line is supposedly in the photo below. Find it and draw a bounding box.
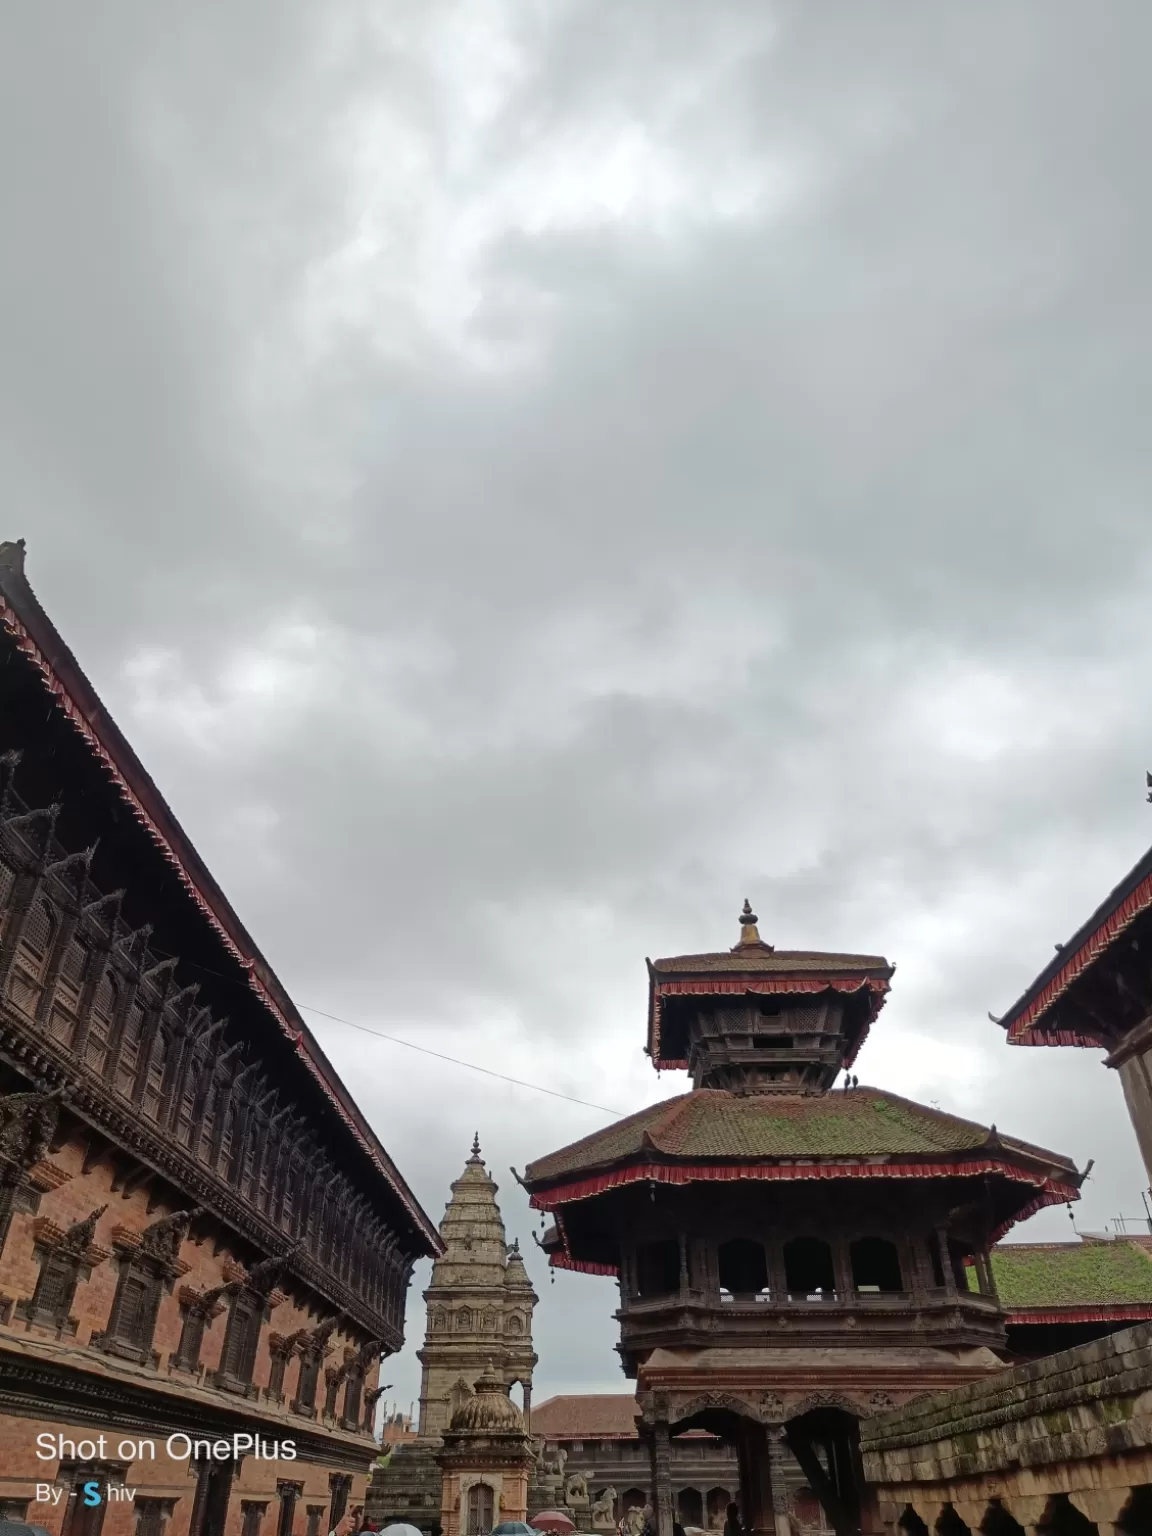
[297,1002,625,1118]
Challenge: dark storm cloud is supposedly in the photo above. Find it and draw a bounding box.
[4,0,1152,1403]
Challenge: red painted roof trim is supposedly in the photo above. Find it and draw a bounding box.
[1005,1305,1152,1326]
[1003,864,1152,1044]
[0,560,440,1253]
[531,1158,1077,1232]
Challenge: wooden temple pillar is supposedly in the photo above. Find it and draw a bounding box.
[735,1419,776,1536]
[648,1420,675,1536]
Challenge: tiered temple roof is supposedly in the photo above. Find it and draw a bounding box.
[989,1238,1152,1326]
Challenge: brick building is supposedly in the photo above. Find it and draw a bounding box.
[0,540,442,1536]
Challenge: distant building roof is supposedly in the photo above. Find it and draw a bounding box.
[531,1395,713,1441]
[990,1238,1152,1325]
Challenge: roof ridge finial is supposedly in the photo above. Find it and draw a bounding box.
[470,1132,482,1163]
[733,898,772,952]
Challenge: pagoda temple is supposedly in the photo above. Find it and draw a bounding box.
[520,904,1085,1536]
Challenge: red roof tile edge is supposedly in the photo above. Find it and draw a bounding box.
[535,1161,1079,1251]
[1005,1305,1152,1325]
[1005,869,1152,1045]
[0,566,440,1253]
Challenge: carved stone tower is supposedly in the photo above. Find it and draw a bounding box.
[370,1138,538,1534]
[417,1135,538,1441]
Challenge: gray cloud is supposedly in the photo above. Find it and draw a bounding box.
[4,0,1152,1406]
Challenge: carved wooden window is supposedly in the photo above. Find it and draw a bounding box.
[342,1365,364,1430]
[240,1121,258,1199]
[218,1291,262,1389]
[9,898,56,1013]
[198,1081,220,1163]
[102,1262,163,1361]
[27,1248,82,1327]
[86,969,118,1076]
[60,1468,110,1536]
[281,1158,297,1233]
[328,1478,351,1528]
[305,1509,324,1536]
[466,1482,494,1535]
[220,1103,237,1177]
[241,1504,268,1536]
[175,1060,199,1146]
[276,1484,302,1536]
[323,1370,341,1417]
[52,935,90,1041]
[293,1350,321,1414]
[267,1344,289,1401]
[257,1138,273,1212]
[115,1000,146,1097]
[174,1305,208,1372]
[142,1029,168,1120]
[0,861,15,945]
[134,1499,175,1536]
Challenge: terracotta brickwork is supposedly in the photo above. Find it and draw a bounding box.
[860,1321,1152,1534]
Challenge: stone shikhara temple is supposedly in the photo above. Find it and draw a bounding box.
[0,539,442,1534]
[521,905,1087,1536]
[367,1139,538,1533]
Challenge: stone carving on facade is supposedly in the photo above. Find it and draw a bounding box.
[0,1085,62,1174]
[759,1392,786,1421]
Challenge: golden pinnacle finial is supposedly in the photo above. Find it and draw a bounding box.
[733,898,772,952]
[470,1132,482,1161]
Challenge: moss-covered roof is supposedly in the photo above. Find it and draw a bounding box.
[524,1086,1076,1186]
[990,1240,1152,1309]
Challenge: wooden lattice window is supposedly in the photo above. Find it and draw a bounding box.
[267,1345,289,1402]
[115,1001,146,1097]
[323,1370,341,1417]
[101,1262,163,1361]
[220,1102,237,1176]
[134,1499,174,1536]
[142,1029,168,1120]
[467,1482,494,1535]
[241,1505,268,1536]
[218,1291,262,1389]
[86,969,118,1076]
[293,1350,320,1413]
[51,935,90,1041]
[27,1248,82,1327]
[198,1081,220,1163]
[175,1062,199,1147]
[342,1365,364,1430]
[174,1306,208,1373]
[9,898,57,1013]
[276,1484,302,1536]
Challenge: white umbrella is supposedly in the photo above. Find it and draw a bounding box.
[379,1525,424,1536]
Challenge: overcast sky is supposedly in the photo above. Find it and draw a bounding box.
[5,1,1152,1411]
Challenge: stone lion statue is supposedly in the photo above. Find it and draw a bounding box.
[592,1488,617,1527]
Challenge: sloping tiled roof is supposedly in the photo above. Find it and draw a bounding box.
[531,1395,714,1441]
[650,949,892,975]
[524,1087,1076,1186]
[990,1240,1152,1310]
[531,1395,642,1439]
[0,540,441,1252]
